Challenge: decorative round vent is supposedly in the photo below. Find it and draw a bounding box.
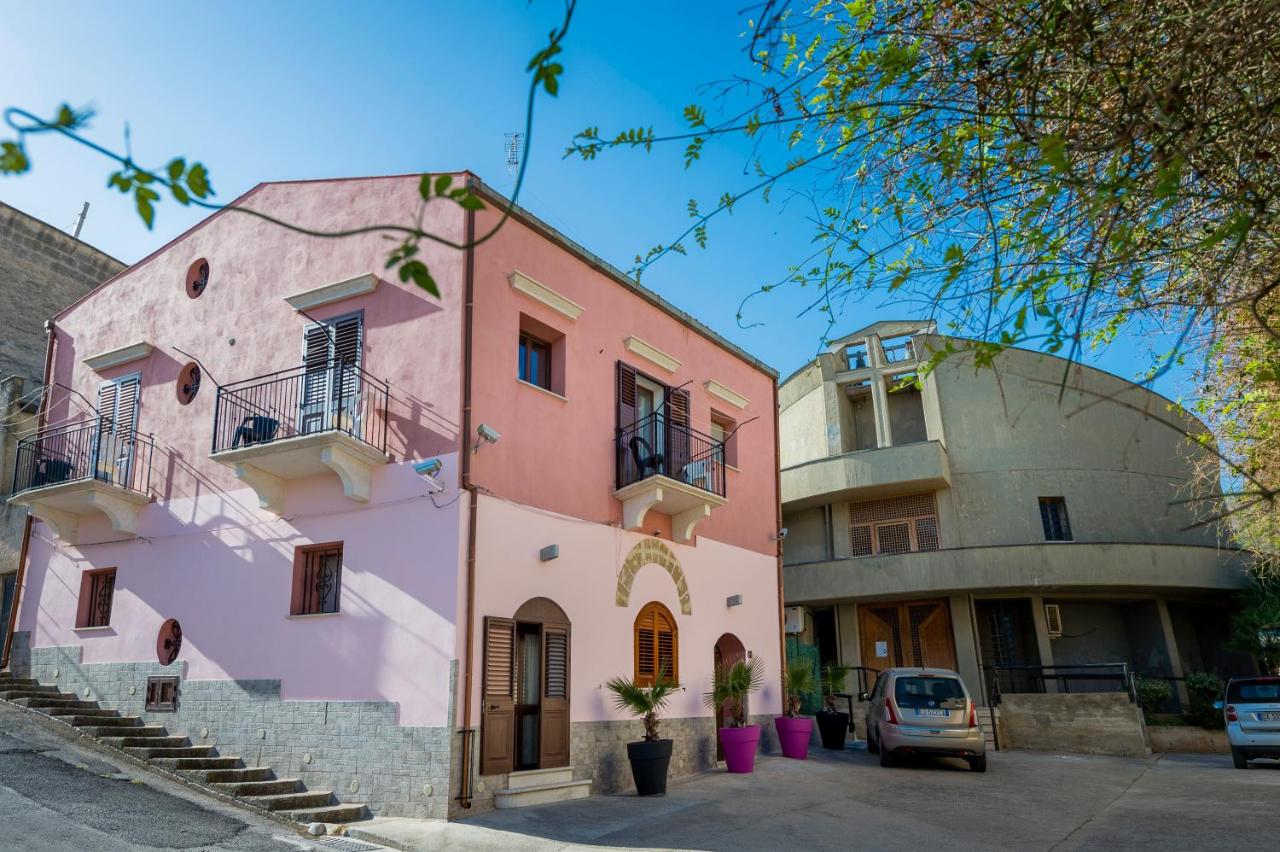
[186,258,210,299]
[176,362,201,405]
[157,618,182,665]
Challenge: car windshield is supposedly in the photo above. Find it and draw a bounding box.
[894,676,965,708]
[1228,679,1280,703]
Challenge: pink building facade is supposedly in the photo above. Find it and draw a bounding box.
[3,174,783,818]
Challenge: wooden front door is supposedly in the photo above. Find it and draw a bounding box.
[539,623,570,769]
[859,599,957,670]
[480,617,516,775]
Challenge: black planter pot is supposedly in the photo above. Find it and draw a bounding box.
[816,711,850,749]
[627,738,673,796]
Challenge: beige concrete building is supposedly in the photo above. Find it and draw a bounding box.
[0,202,122,642]
[780,320,1255,705]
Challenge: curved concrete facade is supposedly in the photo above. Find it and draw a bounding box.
[780,321,1254,704]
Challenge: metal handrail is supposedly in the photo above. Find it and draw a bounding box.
[212,362,390,455]
[11,417,154,497]
[615,410,726,498]
[983,663,1138,706]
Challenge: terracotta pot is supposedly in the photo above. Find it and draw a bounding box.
[719,724,762,773]
[774,715,814,759]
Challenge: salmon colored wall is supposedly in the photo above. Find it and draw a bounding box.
[468,209,780,557]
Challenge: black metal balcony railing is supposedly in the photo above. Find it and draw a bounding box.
[212,363,389,455]
[616,411,726,498]
[11,418,155,497]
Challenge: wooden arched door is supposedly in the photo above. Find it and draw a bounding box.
[481,597,570,775]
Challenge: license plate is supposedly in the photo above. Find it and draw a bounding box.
[1259,711,1280,721]
[914,708,949,718]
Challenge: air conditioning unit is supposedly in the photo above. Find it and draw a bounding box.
[784,606,806,634]
[1044,603,1063,638]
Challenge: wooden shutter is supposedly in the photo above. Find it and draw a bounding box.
[331,314,363,432]
[97,382,118,426]
[616,361,637,428]
[634,603,678,687]
[539,623,570,769]
[666,387,691,480]
[300,324,333,433]
[480,617,516,775]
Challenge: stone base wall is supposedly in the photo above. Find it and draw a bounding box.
[998,692,1150,758]
[462,712,779,816]
[8,633,454,819]
[1148,725,1229,754]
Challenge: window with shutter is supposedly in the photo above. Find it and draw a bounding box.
[634,601,678,687]
[300,312,363,435]
[848,492,941,556]
[97,376,140,484]
[481,617,517,775]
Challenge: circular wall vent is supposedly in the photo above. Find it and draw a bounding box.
[157,618,182,665]
[186,258,210,299]
[176,362,201,405]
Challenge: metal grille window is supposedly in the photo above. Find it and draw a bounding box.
[291,543,343,615]
[848,492,940,557]
[1039,497,1073,541]
[634,601,678,687]
[145,676,179,711]
[76,567,116,628]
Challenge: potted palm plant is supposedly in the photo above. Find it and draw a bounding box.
[703,657,765,773]
[816,665,852,749]
[775,657,817,759]
[605,669,681,796]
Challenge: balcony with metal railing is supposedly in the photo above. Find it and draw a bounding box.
[614,411,728,542]
[8,418,155,543]
[210,362,390,512]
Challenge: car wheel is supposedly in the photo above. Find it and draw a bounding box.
[879,738,894,768]
[866,722,880,755]
[1231,747,1249,770]
[967,754,987,773]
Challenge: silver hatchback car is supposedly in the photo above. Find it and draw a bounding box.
[861,667,987,771]
[1219,676,1280,769]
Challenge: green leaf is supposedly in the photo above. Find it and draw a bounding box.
[418,174,433,200]
[1,141,31,174]
[167,158,185,181]
[187,163,211,198]
[170,184,190,205]
[400,260,440,297]
[1038,135,1068,173]
[135,190,156,229]
[456,193,485,212]
[434,174,453,196]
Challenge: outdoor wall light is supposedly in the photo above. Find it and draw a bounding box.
[726,594,744,608]
[539,544,559,562]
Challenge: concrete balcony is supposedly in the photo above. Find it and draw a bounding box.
[614,474,728,543]
[781,440,951,509]
[211,431,389,514]
[615,412,728,542]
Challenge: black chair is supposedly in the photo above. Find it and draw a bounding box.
[31,457,74,488]
[628,435,664,478]
[232,415,280,448]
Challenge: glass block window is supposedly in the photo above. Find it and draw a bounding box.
[848,492,940,557]
[1039,497,1073,541]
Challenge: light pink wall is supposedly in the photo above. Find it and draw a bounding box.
[469,494,782,725]
[468,209,780,558]
[19,176,469,726]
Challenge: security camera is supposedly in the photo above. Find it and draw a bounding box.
[779,527,789,540]
[412,458,445,493]
[477,424,501,444]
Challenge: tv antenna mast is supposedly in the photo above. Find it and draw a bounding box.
[504,133,524,179]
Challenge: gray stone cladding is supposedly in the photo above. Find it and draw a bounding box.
[7,633,455,819]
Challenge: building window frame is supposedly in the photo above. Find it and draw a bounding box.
[848,492,940,557]
[518,331,552,390]
[145,676,179,711]
[291,542,344,616]
[634,601,679,688]
[1039,497,1073,541]
[76,567,117,629]
[710,410,737,469]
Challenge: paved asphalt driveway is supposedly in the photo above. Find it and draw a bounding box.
[0,701,305,851]
[453,744,1280,851]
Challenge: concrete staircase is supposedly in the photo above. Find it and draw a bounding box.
[976,706,999,749]
[0,671,366,825]
[494,766,591,809]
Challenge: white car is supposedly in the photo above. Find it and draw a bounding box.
[1218,676,1280,769]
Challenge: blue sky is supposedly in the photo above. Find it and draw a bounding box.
[1,0,1184,390]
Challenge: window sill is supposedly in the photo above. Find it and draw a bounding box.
[73,626,113,633]
[516,378,567,402]
[287,611,343,620]
[724,464,741,473]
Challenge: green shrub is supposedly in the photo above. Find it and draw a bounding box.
[1184,672,1226,729]
[1133,676,1173,716]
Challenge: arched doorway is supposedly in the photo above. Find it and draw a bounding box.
[481,597,571,775]
[713,632,746,761]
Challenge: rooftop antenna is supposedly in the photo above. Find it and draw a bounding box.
[504,133,524,179]
[72,202,89,239]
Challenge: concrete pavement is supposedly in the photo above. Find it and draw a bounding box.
[351,746,1280,851]
[0,700,311,851]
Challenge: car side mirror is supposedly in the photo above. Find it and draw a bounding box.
[1213,700,1225,711]
[857,692,869,702]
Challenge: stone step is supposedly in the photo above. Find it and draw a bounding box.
[241,790,334,812]
[79,724,169,739]
[212,778,302,797]
[494,778,592,809]
[279,803,368,824]
[100,735,190,749]
[188,767,275,785]
[49,708,122,720]
[125,745,215,759]
[150,756,243,771]
[60,714,136,727]
[12,696,99,710]
[0,685,62,699]
[506,766,576,790]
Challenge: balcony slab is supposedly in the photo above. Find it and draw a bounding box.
[614,475,727,542]
[211,431,389,513]
[781,440,951,509]
[9,479,151,544]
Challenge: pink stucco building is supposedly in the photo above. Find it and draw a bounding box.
[1,174,783,820]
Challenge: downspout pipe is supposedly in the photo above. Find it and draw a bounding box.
[773,381,787,707]
[2,319,55,670]
[456,199,479,809]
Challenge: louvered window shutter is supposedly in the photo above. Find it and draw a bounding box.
[634,602,678,687]
[666,387,691,479]
[301,324,333,425]
[480,617,516,775]
[97,382,118,428]
[616,361,637,428]
[114,377,140,434]
[539,623,571,769]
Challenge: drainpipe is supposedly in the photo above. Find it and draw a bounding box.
[2,320,56,670]
[456,196,479,809]
[773,381,787,711]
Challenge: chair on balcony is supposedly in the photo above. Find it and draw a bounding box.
[31,457,74,489]
[628,436,664,479]
[231,415,281,448]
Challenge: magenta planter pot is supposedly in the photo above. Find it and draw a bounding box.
[774,715,814,759]
[719,724,762,773]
